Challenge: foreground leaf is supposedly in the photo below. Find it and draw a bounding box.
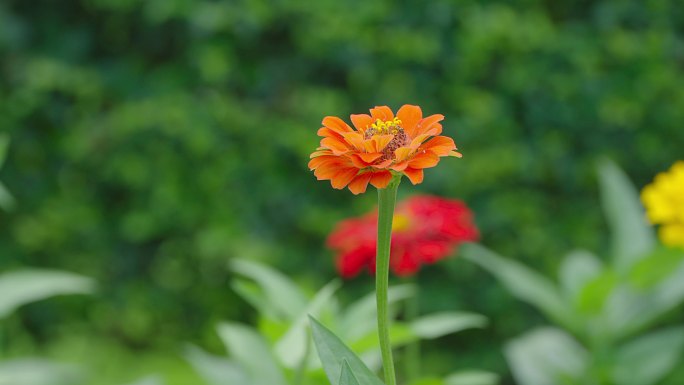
[597,159,655,272]
[0,269,95,319]
[339,360,362,385]
[309,316,384,385]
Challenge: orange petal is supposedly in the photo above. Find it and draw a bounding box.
[349,152,383,168]
[449,150,463,158]
[414,114,444,137]
[394,146,414,163]
[357,152,384,163]
[321,137,350,155]
[308,155,337,169]
[350,114,373,132]
[330,168,360,189]
[370,171,393,189]
[348,173,373,195]
[314,159,351,179]
[372,134,394,152]
[309,149,331,159]
[373,159,393,169]
[370,106,394,121]
[390,161,408,172]
[322,116,353,133]
[403,168,424,185]
[408,151,440,169]
[419,136,456,156]
[409,128,440,148]
[316,127,345,141]
[342,132,366,150]
[397,105,423,137]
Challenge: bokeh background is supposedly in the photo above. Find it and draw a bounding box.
[1,0,683,384]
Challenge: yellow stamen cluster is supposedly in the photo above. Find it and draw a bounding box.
[641,161,684,248]
[392,213,411,232]
[371,118,403,135]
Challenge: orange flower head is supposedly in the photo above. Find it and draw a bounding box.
[308,105,462,194]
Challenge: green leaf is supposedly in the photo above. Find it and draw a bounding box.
[216,322,286,385]
[350,322,415,353]
[229,259,308,320]
[339,360,362,385]
[231,279,281,320]
[341,284,415,341]
[0,359,82,385]
[575,270,616,314]
[612,326,684,385]
[0,133,9,169]
[504,327,587,385]
[184,344,249,385]
[122,376,165,385]
[0,269,95,319]
[444,371,499,385]
[461,243,574,329]
[309,316,384,385]
[629,247,684,289]
[411,312,487,339]
[0,181,15,211]
[597,159,655,272]
[275,280,341,368]
[558,250,603,301]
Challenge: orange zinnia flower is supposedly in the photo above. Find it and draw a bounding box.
[308,105,462,194]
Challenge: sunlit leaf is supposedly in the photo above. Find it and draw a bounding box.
[612,327,684,385]
[229,259,308,320]
[309,316,384,385]
[275,280,341,368]
[444,371,499,385]
[597,159,655,272]
[0,359,82,385]
[0,269,95,319]
[184,345,249,385]
[461,243,575,329]
[505,327,587,385]
[558,249,603,301]
[216,322,286,385]
[411,312,487,339]
[121,376,165,385]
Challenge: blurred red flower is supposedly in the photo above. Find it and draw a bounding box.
[327,195,479,278]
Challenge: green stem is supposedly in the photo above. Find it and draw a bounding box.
[376,175,401,385]
[404,276,420,381]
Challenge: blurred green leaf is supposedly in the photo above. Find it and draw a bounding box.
[339,360,362,385]
[0,181,15,211]
[559,250,603,301]
[444,371,499,385]
[0,269,95,319]
[629,247,684,289]
[0,359,82,385]
[576,271,616,315]
[461,243,575,329]
[504,327,587,385]
[309,316,384,385]
[410,312,487,339]
[612,327,684,385]
[350,323,415,353]
[341,284,415,341]
[0,133,9,169]
[122,376,165,385]
[216,322,286,385]
[229,259,308,321]
[275,280,341,368]
[597,159,655,272]
[184,345,249,385]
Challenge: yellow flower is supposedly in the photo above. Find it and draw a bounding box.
[641,161,684,247]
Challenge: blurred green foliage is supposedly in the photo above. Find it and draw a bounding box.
[1,0,683,383]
